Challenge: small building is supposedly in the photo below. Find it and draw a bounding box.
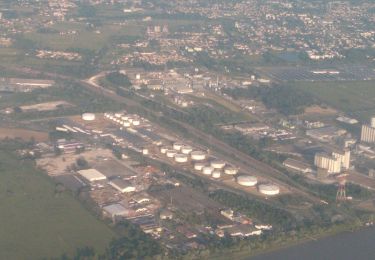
[109,179,136,193]
[78,169,107,183]
[220,208,234,220]
[225,225,262,237]
[160,209,173,220]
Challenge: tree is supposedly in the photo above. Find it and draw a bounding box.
[76,156,89,169]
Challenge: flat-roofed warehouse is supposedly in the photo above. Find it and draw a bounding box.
[103,203,129,219]
[77,169,107,182]
[283,158,313,174]
[109,179,136,193]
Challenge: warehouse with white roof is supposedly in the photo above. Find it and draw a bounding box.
[77,169,107,182]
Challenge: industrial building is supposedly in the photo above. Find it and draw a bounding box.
[283,158,313,174]
[103,204,129,219]
[361,118,375,144]
[314,148,350,174]
[314,153,341,174]
[109,179,136,193]
[78,169,107,182]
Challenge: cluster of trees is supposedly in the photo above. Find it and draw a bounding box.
[223,84,315,115]
[58,221,162,260]
[209,190,297,230]
[105,72,132,88]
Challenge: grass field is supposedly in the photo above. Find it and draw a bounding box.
[24,22,144,51]
[292,80,375,121]
[0,149,114,259]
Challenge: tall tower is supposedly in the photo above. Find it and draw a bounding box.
[336,176,347,202]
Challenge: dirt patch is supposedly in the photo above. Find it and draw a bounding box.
[304,105,338,116]
[20,100,73,112]
[0,128,49,142]
[37,148,114,176]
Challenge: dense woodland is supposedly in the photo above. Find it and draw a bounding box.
[223,84,315,115]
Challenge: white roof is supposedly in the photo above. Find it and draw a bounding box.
[103,204,128,216]
[78,169,107,182]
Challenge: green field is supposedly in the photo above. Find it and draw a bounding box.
[292,80,375,120]
[0,148,114,260]
[24,22,144,51]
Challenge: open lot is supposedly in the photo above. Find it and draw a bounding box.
[20,100,73,112]
[292,80,375,121]
[0,128,49,142]
[0,149,114,259]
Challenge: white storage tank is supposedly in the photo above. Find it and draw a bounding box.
[211,160,226,169]
[202,166,214,175]
[224,166,238,175]
[194,162,206,171]
[166,150,177,158]
[212,170,221,179]
[258,184,280,196]
[174,153,188,163]
[237,175,258,187]
[173,142,184,151]
[82,113,96,121]
[160,146,169,154]
[181,145,193,155]
[191,151,207,161]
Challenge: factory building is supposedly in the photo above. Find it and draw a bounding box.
[78,169,107,182]
[283,158,313,174]
[109,179,136,193]
[361,118,375,144]
[332,149,351,170]
[314,153,341,174]
[103,204,130,220]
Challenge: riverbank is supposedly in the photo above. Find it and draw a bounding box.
[208,221,367,260]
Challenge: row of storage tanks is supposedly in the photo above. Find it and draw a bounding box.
[160,142,280,196]
[104,113,142,127]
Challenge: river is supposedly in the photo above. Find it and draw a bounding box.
[250,227,375,260]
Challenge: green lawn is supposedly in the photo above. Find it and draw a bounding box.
[24,22,144,51]
[292,80,375,120]
[0,150,114,260]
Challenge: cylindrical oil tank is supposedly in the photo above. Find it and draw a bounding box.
[237,175,258,187]
[194,162,206,171]
[173,142,184,151]
[82,113,96,121]
[181,145,193,155]
[174,153,188,163]
[202,166,214,175]
[191,151,206,161]
[123,121,131,127]
[166,150,177,158]
[224,166,238,175]
[210,160,226,169]
[258,184,280,195]
[160,146,169,154]
[212,170,221,179]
